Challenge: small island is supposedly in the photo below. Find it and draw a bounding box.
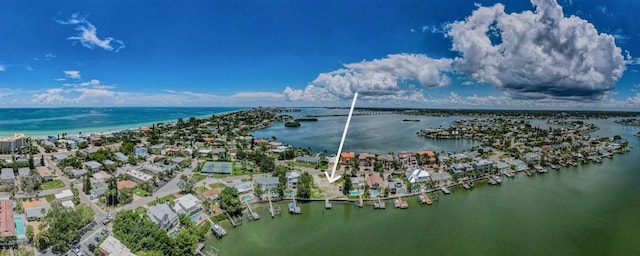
[294,118,318,122]
[284,121,301,127]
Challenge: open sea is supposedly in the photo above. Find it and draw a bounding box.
[0,107,244,137]
[216,108,640,256]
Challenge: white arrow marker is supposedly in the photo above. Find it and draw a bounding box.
[325,92,358,183]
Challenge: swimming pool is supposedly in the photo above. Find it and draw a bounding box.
[15,215,25,236]
[241,194,253,201]
[349,191,361,196]
[398,188,406,194]
[191,212,203,223]
[370,190,380,196]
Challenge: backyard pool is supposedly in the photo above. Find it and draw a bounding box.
[349,191,361,196]
[398,188,406,194]
[371,190,380,196]
[15,215,25,236]
[191,212,204,223]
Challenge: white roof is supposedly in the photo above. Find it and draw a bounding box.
[99,235,136,256]
[61,200,75,208]
[55,189,74,200]
[174,194,200,212]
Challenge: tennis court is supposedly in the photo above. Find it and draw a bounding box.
[201,161,232,174]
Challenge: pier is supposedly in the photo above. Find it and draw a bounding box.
[245,201,260,221]
[503,172,514,178]
[487,177,497,185]
[462,181,472,190]
[224,211,241,227]
[440,187,451,194]
[289,198,301,214]
[267,192,281,217]
[394,196,408,209]
[208,219,227,238]
[419,193,433,205]
[373,198,386,209]
[325,199,332,209]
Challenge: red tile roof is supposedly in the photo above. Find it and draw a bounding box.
[0,200,15,237]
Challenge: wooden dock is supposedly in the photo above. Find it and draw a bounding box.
[462,181,471,190]
[208,219,227,238]
[440,187,451,194]
[289,198,301,214]
[325,199,332,209]
[373,198,386,209]
[524,170,532,176]
[267,192,280,218]
[394,196,408,209]
[224,211,241,227]
[419,193,433,205]
[245,201,260,221]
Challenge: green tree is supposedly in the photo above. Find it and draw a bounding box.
[296,172,313,199]
[83,173,92,194]
[26,225,34,242]
[177,175,195,194]
[219,187,242,215]
[342,174,353,196]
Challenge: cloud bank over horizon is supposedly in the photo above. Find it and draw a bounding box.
[284,0,627,103]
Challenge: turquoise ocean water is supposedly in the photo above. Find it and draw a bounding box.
[0,107,244,137]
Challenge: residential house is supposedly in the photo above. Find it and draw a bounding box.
[114,152,128,163]
[127,169,153,183]
[350,177,366,189]
[149,145,163,154]
[173,194,202,216]
[254,175,279,190]
[17,167,30,179]
[84,161,103,173]
[52,154,68,162]
[294,155,320,164]
[202,188,223,201]
[35,166,53,182]
[495,162,510,172]
[26,202,51,220]
[340,152,355,165]
[524,153,541,163]
[92,181,108,199]
[287,171,301,188]
[133,146,148,157]
[139,164,164,176]
[405,168,431,184]
[358,153,376,166]
[0,169,15,186]
[231,182,254,195]
[472,159,493,172]
[70,169,87,179]
[147,203,178,230]
[365,173,384,190]
[103,160,117,170]
[54,189,74,202]
[398,151,417,167]
[451,163,471,174]
[98,235,136,256]
[0,200,16,243]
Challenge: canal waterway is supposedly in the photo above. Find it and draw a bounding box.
[209,110,640,256]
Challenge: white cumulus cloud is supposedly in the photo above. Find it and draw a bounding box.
[64,70,81,79]
[0,65,5,72]
[57,14,125,52]
[284,53,452,102]
[446,0,626,100]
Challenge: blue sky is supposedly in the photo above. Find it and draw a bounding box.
[1,0,640,109]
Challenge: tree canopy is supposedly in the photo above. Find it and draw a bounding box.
[219,186,242,215]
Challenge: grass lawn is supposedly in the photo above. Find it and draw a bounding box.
[158,194,176,203]
[41,179,65,190]
[135,206,147,215]
[193,173,208,183]
[291,161,328,170]
[194,186,207,194]
[45,194,56,203]
[208,183,227,189]
[133,188,151,197]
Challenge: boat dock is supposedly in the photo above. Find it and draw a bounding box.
[225,211,241,227]
[289,198,301,214]
[325,199,332,209]
[267,192,281,217]
[440,187,451,194]
[245,201,260,221]
[462,181,471,190]
[208,219,227,238]
[419,193,433,205]
[487,177,497,185]
[493,175,502,184]
[373,198,386,209]
[394,196,408,209]
[524,170,532,176]
[504,172,514,178]
[357,194,364,208]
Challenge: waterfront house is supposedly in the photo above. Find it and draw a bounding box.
[340,152,355,165]
[147,203,178,230]
[398,151,417,167]
[472,159,493,172]
[287,171,301,188]
[133,146,148,157]
[365,173,384,190]
[358,153,376,166]
[350,177,366,189]
[0,169,15,186]
[54,189,73,202]
[495,162,510,172]
[173,194,202,216]
[295,155,320,164]
[98,235,136,256]
[254,175,279,190]
[451,163,471,174]
[35,166,53,182]
[231,182,254,195]
[405,168,430,184]
[85,161,103,173]
[524,153,541,163]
